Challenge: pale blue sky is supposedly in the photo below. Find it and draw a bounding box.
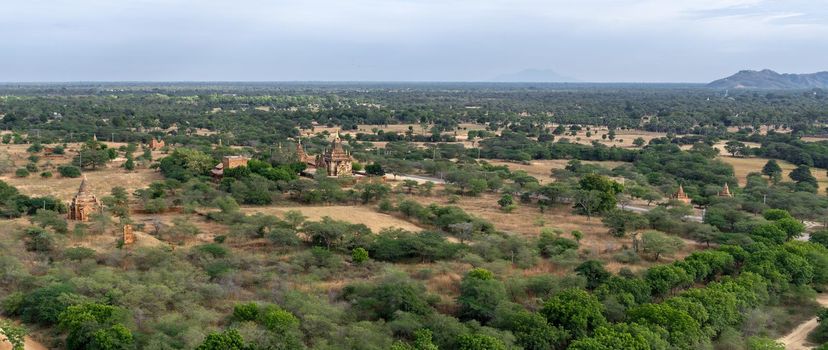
[0,0,825,82]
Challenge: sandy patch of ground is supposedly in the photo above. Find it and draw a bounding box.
[726,125,790,135]
[802,136,828,143]
[0,321,47,350]
[240,205,424,233]
[778,293,828,350]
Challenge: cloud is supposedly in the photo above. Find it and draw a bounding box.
[0,0,825,82]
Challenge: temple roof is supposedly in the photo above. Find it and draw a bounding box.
[676,184,688,198]
[324,132,351,161]
[72,175,100,203]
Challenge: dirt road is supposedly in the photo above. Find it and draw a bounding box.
[778,294,828,349]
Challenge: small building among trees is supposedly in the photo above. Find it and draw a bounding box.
[67,175,102,221]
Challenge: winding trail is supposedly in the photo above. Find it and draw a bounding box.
[0,318,47,350]
[778,294,828,350]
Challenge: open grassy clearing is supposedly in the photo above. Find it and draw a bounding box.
[0,167,163,201]
[411,193,701,272]
[0,143,166,201]
[719,155,828,192]
[486,159,627,184]
[240,205,424,233]
[548,125,667,149]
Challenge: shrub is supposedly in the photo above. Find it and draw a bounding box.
[40,171,52,178]
[233,302,260,322]
[352,247,369,263]
[613,249,641,264]
[58,166,82,178]
[15,168,29,177]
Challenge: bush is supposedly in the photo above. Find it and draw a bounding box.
[19,284,77,325]
[233,302,260,322]
[63,247,96,261]
[352,247,369,263]
[40,171,52,178]
[58,166,82,178]
[24,227,54,252]
[14,168,29,177]
[613,249,641,264]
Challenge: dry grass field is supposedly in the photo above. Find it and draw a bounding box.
[550,126,667,149]
[486,159,627,184]
[0,167,164,201]
[240,205,424,232]
[719,155,828,192]
[412,193,700,272]
[801,136,828,143]
[0,143,167,201]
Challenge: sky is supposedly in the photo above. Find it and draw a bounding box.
[0,0,826,82]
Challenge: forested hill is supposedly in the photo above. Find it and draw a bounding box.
[708,69,828,89]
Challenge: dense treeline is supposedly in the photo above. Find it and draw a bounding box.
[2,84,827,148]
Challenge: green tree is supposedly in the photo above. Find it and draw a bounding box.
[391,329,439,350]
[196,329,249,350]
[790,165,817,188]
[352,247,369,263]
[627,303,704,348]
[124,156,135,171]
[457,268,507,323]
[724,140,748,157]
[58,165,82,178]
[774,217,805,241]
[0,320,27,350]
[641,231,684,261]
[575,260,611,290]
[401,180,419,194]
[365,163,385,176]
[58,303,134,350]
[30,209,68,234]
[73,140,111,170]
[602,209,647,237]
[497,194,514,211]
[632,137,646,147]
[456,334,507,350]
[761,160,782,183]
[283,210,307,230]
[541,288,607,339]
[746,336,784,350]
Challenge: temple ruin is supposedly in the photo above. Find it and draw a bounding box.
[67,175,103,221]
[295,133,354,177]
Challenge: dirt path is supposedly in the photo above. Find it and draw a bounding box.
[0,320,48,350]
[778,294,828,349]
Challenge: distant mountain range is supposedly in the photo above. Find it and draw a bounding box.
[708,69,828,89]
[491,69,577,82]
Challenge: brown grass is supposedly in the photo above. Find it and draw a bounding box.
[550,126,666,149]
[0,143,168,201]
[240,205,424,233]
[486,159,627,184]
[413,193,700,272]
[719,155,828,193]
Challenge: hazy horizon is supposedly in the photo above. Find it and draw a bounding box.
[1,0,826,83]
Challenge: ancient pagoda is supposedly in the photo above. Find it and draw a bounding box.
[674,184,691,204]
[149,138,165,150]
[316,132,353,177]
[718,183,733,197]
[296,140,316,166]
[67,175,102,221]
